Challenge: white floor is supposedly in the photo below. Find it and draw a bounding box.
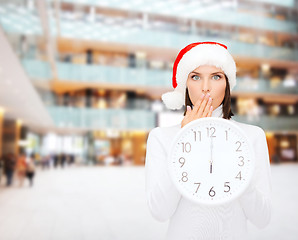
[0,164,297,240]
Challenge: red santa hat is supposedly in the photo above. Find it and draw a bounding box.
[162,41,237,110]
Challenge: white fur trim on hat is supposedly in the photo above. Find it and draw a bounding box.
[161,83,185,110]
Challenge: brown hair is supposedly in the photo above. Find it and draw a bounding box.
[183,75,234,119]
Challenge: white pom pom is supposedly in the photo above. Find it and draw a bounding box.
[161,90,184,110]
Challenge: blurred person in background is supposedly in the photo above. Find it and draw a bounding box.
[16,152,27,187]
[69,154,75,166]
[0,155,3,184]
[61,153,66,168]
[104,154,115,166]
[33,152,41,166]
[54,154,59,168]
[114,154,124,166]
[26,154,36,187]
[41,154,51,169]
[2,153,16,187]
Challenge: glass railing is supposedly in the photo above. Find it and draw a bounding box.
[22,59,52,79]
[47,106,156,130]
[233,77,298,95]
[56,26,298,61]
[22,59,298,95]
[246,0,296,8]
[0,5,42,35]
[45,0,297,33]
[233,115,298,131]
[56,62,171,87]
[22,59,171,86]
[47,106,298,131]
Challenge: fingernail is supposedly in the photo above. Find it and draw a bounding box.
[210,106,213,110]
[206,93,210,97]
[187,105,191,111]
[208,97,212,102]
[201,94,205,99]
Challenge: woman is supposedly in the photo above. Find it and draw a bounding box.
[145,42,271,240]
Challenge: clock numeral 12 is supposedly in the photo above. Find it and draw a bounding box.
[206,127,216,138]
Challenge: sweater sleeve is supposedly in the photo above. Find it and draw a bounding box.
[239,127,272,228]
[145,128,181,222]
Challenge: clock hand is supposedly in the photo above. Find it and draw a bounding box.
[209,137,213,174]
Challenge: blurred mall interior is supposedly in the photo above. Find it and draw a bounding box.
[0,0,297,239]
[0,0,297,167]
[0,0,298,169]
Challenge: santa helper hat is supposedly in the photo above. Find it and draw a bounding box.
[162,41,237,110]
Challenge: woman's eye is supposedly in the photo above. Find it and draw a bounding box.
[192,75,200,80]
[212,75,221,80]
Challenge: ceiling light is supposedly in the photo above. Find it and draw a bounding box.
[100,1,109,6]
[0,107,5,114]
[27,0,34,11]
[17,7,27,14]
[25,30,34,35]
[261,63,270,72]
[17,119,23,126]
[283,75,296,87]
[151,100,163,112]
[124,21,134,27]
[87,6,96,22]
[105,18,115,25]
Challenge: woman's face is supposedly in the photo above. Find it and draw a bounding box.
[186,65,226,109]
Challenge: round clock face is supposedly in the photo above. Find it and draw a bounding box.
[168,117,255,205]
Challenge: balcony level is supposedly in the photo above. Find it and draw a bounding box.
[1,22,298,63]
[22,59,298,96]
[233,115,298,132]
[48,106,298,132]
[48,106,156,130]
[0,3,297,47]
[52,0,298,34]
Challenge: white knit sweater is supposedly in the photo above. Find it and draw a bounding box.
[145,104,272,240]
